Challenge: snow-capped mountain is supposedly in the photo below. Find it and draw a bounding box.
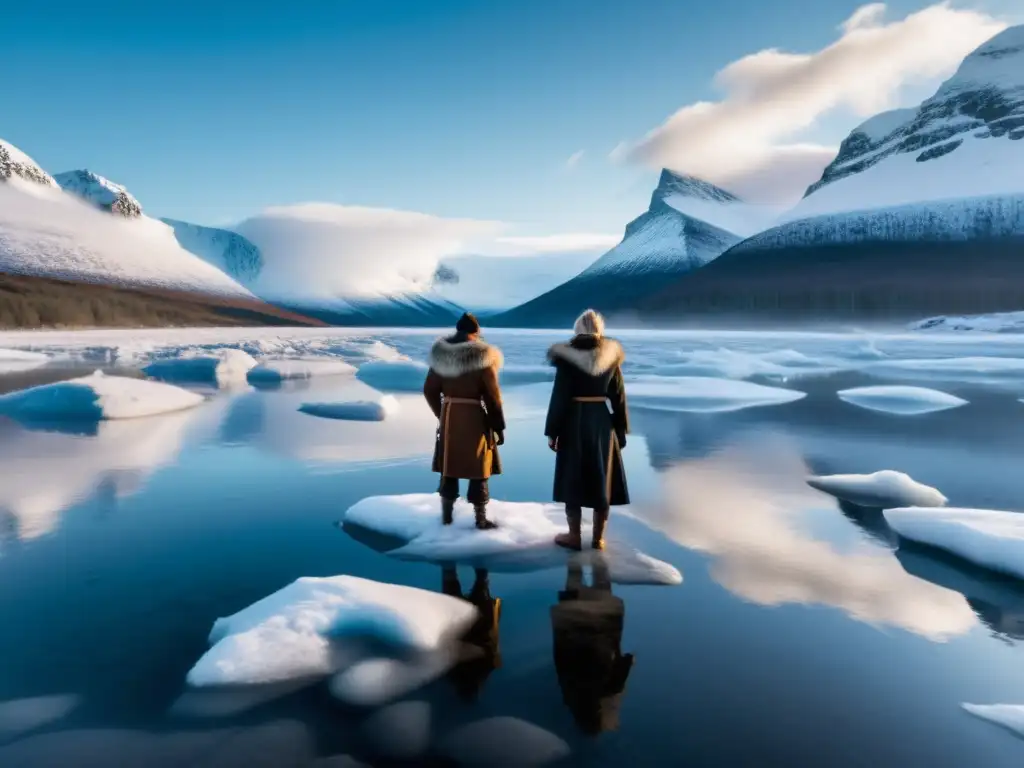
[0,140,57,190]
[432,250,601,314]
[640,25,1024,322]
[161,219,264,283]
[493,170,744,326]
[0,139,254,298]
[54,170,143,218]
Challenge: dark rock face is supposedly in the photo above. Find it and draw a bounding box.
[0,143,55,187]
[53,170,144,218]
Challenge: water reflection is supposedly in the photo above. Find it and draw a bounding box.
[551,558,634,735]
[631,435,978,640]
[441,567,502,701]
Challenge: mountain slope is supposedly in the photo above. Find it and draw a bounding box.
[54,170,143,217]
[492,170,745,327]
[161,219,264,283]
[0,140,57,190]
[641,25,1024,323]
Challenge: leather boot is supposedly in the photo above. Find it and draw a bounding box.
[474,503,498,530]
[441,497,455,526]
[592,507,609,550]
[554,506,583,551]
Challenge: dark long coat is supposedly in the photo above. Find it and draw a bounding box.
[424,334,506,480]
[544,334,630,509]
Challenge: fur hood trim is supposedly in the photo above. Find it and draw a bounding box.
[547,338,624,376]
[428,337,503,377]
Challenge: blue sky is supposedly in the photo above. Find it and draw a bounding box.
[5,0,1020,239]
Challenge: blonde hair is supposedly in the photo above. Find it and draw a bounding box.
[573,308,605,337]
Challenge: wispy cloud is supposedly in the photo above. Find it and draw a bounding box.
[564,149,585,170]
[616,3,1007,203]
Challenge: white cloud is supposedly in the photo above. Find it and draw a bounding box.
[619,3,1007,203]
[479,232,620,257]
[565,150,585,169]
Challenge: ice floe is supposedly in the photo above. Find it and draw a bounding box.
[0,695,79,742]
[439,717,571,767]
[330,653,455,707]
[807,470,947,509]
[962,703,1024,739]
[884,507,1024,581]
[864,357,1024,386]
[187,575,477,686]
[361,701,432,760]
[837,385,967,415]
[656,348,841,381]
[0,371,204,421]
[355,359,429,393]
[299,396,399,422]
[247,357,357,384]
[0,348,49,374]
[143,349,257,386]
[627,376,806,413]
[342,494,682,585]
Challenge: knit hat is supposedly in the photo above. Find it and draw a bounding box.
[573,308,605,337]
[455,312,481,335]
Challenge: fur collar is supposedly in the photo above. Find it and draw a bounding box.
[428,336,503,377]
[547,337,624,376]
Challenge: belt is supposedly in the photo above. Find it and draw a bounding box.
[573,396,607,403]
[445,397,482,405]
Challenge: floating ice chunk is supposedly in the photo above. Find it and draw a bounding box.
[627,376,806,413]
[361,701,432,760]
[439,717,571,767]
[885,507,1024,580]
[355,360,429,393]
[169,680,314,719]
[343,494,682,585]
[299,396,399,422]
[0,348,49,374]
[807,470,947,509]
[0,695,78,741]
[962,704,1024,739]
[837,385,967,415]
[0,371,204,421]
[247,358,357,383]
[187,575,476,686]
[329,653,455,707]
[143,349,257,386]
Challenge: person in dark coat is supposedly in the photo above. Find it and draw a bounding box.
[545,308,630,550]
[424,312,506,529]
[550,558,634,735]
[441,566,502,700]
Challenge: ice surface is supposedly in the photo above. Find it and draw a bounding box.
[343,494,682,585]
[884,507,1024,581]
[439,717,571,767]
[807,471,947,509]
[330,653,455,707]
[187,575,477,686]
[654,347,840,381]
[864,357,1024,386]
[837,385,967,415]
[627,376,806,413]
[0,348,48,374]
[0,371,204,421]
[143,349,257,387]
[246,358,357,383]
[962,703,1024,739]
[911,312,1024,333]
[355,359,429,393]
[299,396,399,422]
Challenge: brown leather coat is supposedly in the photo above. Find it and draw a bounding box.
[424,334,505,479]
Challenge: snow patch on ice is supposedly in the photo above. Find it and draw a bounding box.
[0,371,204,421]
[885,507,1024,581]
[143,349,257,387]
[299,396,399,422]
[0,348,49,374]
[807,470,948,509]
[628,376,806,413]
[247,358,357,383]
[343,494,682,585]
[187,575,477,686]
[962,703,1024,740]
[355,360,429,393]
[837,385,967,415]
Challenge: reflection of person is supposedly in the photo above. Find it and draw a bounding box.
[424,312,506,530]
[545,309,630,550]
[550,559,634,734]
[442,566,502,700]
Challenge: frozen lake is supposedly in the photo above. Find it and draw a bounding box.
[3,327,1024,766]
